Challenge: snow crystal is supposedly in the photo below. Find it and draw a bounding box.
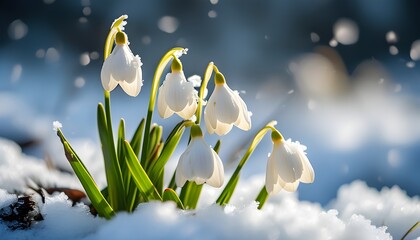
[329,38,338,47]
[11,64,23,83]
[310,32,320,43]
[389,45,399,55]
[333,18,359,45]
[82,7,91,16]
[8,20,28,40]
[410,40,420,61]
[89,51,99,60]
[80,52,90,66]
[45,47,60,63]
[74,77,86,88]
[35,49,45,58]
[141,35,152,45]
[187,75,202,87]
[52,121,62,131]
[158,16,179,34]
[386,31,398,43]
[208,10,217,18]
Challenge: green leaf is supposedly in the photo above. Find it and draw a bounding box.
[97,101,126,211]
[216,121,277,206]
[163,188,184,209]
[255,186,269,210]
[179,181,203,210]
[123,140,162,201]
[56,129,114,219]
[143,125,163,170]
[130,118,145,157]
[149,120,193,188]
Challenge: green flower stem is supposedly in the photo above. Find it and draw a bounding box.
[216,121,279,205]
[195,62,214,125]
[255,186,269,210]
[401,221,420,240]
[104,15,127,60]
[140,48,184,167]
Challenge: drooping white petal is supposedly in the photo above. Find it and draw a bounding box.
[280,178,300,192]
[158,84,175,118]
[175,146,194,187]
[204,112,215,134]
[215,85,240,124]
[157,71,198,120]
[213,121,233,136]
[190,139,214,179]
[100,57,119,91]
[100,43,143,96]
[119,77,142,97]
[265,152,282,195]
[164,72,189,112]
[205,150,224,188]
[177,100,197,119]
[204,94,218,130]
[298,151,315,183]
[275,141,304,183]
[233,92,252,130]
[109,45,136,81]
[175,135,224,188]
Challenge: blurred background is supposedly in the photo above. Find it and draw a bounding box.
[1,0,419,205]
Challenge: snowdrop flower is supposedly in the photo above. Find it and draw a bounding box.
[204,72,251,135]
[157,57,198,119]
[100,31,143,97]
[265,132,314,194]
[175,125,224,188]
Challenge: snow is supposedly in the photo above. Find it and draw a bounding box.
[0,138,418,239]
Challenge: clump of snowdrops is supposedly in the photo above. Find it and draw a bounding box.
[55,15,315,219]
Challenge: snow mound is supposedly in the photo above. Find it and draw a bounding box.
[0,138,418,239]
[0,138,81,192]
[331,180,420,239]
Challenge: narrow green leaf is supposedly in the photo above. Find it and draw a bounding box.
[56,129,114,219]
[123,140,162,201]
[179,181,203,210]
[255,186,269,210]
[130,118,145,157]
[163,188,184,209]
[97,101,126,211]
[144,125,163,170]
[216,121,277,206]
[117,119,128,180]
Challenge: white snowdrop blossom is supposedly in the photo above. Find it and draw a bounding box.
[265,137,314,194]
[101,31,143,97]
[204,72,251,135]
[157,58,198,120]
[175,125,224,188]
